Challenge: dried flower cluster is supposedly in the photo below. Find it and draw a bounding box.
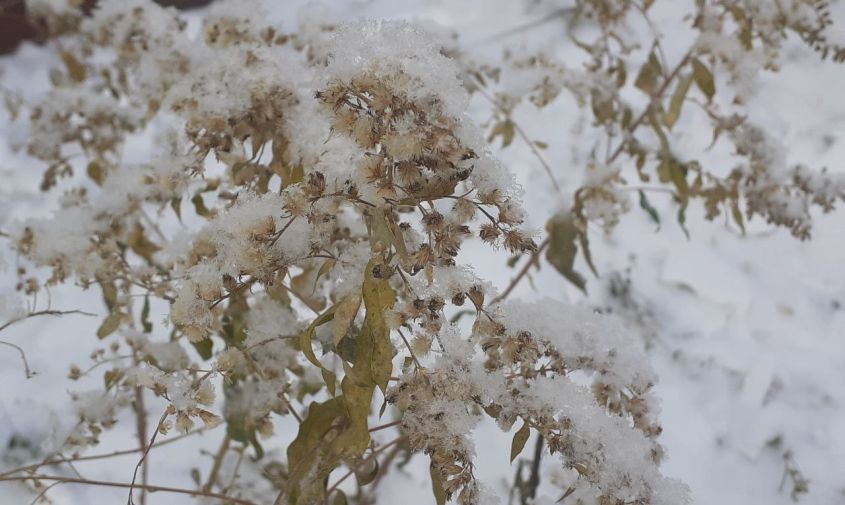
[11,0,842,504]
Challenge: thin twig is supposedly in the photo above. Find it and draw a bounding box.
[127,411,168,505]
[202,435,230,493]
[222,445,246,495]
[0,340,34,378]
[0,309,96,333]
[607,52,692,165]
[490,53,693,303]
[133,386,148,505]
[27,480,63,505]
[0,427,208,479]
[368,420,401,433]
[325,436,406,499]
[0,474,258,505]
[468,8,575,46]
[468,77,563,195]
[490,238,549,305]
[396,328,421,368]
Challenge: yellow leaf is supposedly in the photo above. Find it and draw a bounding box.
[332,491,349,505]
[692,58,715,101]
[286,397,347,502]
[731,200,746,234]
[86,160,105,186]
[487,120,516,148]
[510,420,531,463]
[100,279,118,312]
[314,258,336,292]
[97,311,121,339]
[191,193,215,219]
[664,73,693,129]
[60,50,86,83]
[333,292,362,346]
[355,459,379,486]
[368,209,393,253]
[299,305,338,395]
[430,460,447,505]
[127,223,160,263]
[545,214,587,293]
[635,50,663,95]
[591,90,615,124]
[359,257,396,394]
[291,263,327,312]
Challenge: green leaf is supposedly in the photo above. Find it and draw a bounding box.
[545,214,587,293]
[692,58,715,101]
[638,190,661,229]
[510,421,531,463]
[97,311,121,339]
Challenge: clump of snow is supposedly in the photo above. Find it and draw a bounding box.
[323,20,469,119]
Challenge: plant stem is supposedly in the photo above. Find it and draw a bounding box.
[490,238,549,305]
[0,474,257,505]
[0,427,207,479]
[133,386,148,505]
[203,435,230,493]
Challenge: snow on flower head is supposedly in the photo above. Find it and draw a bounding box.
[323,20,469,118]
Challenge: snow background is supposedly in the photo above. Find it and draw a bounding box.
[1,0,844,504]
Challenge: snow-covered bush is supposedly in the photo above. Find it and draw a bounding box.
[1,0,843,504]
[471,0,845,290]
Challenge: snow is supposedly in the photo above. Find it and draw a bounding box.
[322,20,470,120]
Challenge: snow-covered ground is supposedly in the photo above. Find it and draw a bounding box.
[1,1,844,504]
